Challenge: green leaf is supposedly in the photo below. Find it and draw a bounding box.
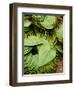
[37,39,56,67]
[24,20,32,27]
[24,27,32,32]
[24,53,32,68]
[32,15,45,22]
[24,53,39,70]
[48,33,57,46]
[24,47,32,55]
[55,23,63,43]
[24,38,56,71]
[56,44,63,54]
[40,16,57,29]
[24,16,30,20]
[24,36,43,46]
[23,15,63,74]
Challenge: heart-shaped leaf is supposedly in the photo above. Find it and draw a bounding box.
[24,38,56,69]
[37,39,56,67]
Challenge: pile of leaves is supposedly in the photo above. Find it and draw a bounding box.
[24,15,63,74]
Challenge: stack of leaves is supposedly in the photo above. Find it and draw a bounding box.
[24,15,63,74]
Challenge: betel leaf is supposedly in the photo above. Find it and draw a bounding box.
[24,20,32,27]
[40,16,57,29]
[24,36,43,46]
[37,39,56,67]
[55,23,63,43]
